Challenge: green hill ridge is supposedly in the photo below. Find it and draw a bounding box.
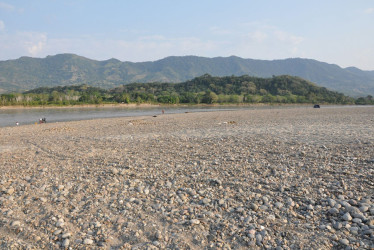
[1,54,373,97]
[1,75,358,106]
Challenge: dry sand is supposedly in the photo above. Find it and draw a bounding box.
[0,106,373,249]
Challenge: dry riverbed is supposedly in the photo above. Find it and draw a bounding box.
[0,107,373,249]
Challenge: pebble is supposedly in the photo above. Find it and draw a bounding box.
[83,238,94,245]
[329,208,340,214]
[328,198,337,207]
[342,213,352,221]
[339,238,349,246]
[10,221,20,227]
[53,229,62,235]
[56,220,65,227]
[190,219,200,225]
[6,187,15,195]
[62,239,70,248]
[61,232,71,238]
[256,233,263,245]
[251,204,259,211]
[333,222,342,230]
[274,202,283,209]
[201,198,211,205]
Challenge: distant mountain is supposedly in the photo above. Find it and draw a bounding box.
[0,53,373,97]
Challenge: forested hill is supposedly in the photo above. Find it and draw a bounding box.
[112,74,353,104]
[1,75,358,106]
[1,54,374,97]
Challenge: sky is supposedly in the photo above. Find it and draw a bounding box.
[0,0,373,70]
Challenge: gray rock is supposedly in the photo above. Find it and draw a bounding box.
[340,201,351,208]
[251,204,259,211]
[61,232,71,238]
[83,238,94,245]
[10,221,21,227]
[201,198,211,205]
[274,202,283,209]
[328,198,337,207]
[62,239,70,248]
[339,238,349,246]
[210,179,222,186]
[190,219,200,225]
[359,206,369,213]
[236,207,245,213]
[286,198,295,207]
[342,212,352,221]
[352,218,362,223]
[256,233,263,245]
[349,227,359,234]
[53,229,62,235]
[56,221,65,227]
[333,222,343,230]
[329,208,340,215]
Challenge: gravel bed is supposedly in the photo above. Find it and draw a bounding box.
[0,107,373,249]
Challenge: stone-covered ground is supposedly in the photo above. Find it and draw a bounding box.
[0,107,373,249]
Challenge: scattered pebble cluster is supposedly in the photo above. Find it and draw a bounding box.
[0,107,373,249]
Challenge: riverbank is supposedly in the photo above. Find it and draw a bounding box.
[0,107,373,249]
[0,102,330,110]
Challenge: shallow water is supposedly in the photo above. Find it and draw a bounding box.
[0,104,370,128]
[0,106,244,127]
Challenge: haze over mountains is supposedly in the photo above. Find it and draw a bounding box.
[0,53,373,97]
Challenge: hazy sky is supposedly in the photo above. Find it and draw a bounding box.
[0,0,373,70]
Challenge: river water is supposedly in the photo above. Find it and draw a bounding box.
[0,105,369,128]
[0,105,251,127]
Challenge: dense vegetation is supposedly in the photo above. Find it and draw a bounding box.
[1,54,374,97]
[1,74,367,106]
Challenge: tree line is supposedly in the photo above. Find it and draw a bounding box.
[1,74,369,106]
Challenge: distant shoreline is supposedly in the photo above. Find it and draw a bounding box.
[0,102,337,110]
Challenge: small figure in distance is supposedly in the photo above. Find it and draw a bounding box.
[162,109,165,114]
[313,104,320,108]
[16,122,19,126]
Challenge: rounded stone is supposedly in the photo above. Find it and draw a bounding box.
[6,187,15,195]
[359,206,369,213]
[251,204,259,211]
[274,202,283,209]
[328,198,337,207]
[10,221,21,227]
[339,238,349,246]
[61,232,71,238]
[328,208,339,214]
[342,212,352,221]
[62,239,70,248]
[201,198,211,205]
[83,238,94,245]
[333,222,342,230]
[190,219,200,225]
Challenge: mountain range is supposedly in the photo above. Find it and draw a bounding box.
[1,53,373,97]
